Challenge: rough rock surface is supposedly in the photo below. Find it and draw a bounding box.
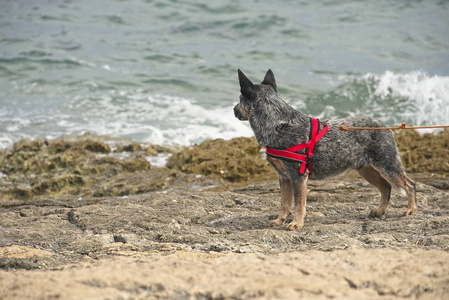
[0,131,448,299]
[167,137,277,182]
[1,176,448,299]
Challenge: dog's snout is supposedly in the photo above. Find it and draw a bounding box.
[234,104,241,119]
[234,102,248,121]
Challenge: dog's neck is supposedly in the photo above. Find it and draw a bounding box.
[249,95,310,149]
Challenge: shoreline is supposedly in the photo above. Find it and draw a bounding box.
[0,130,447,201]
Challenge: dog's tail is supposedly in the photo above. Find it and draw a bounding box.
[413,180,417,204]
[385,175,416,200]
[390,182,407,197]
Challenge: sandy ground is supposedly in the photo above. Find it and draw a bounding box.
[2,248,448,300]
[1,175,448,299]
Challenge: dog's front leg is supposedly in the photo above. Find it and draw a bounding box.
[287,175,308,231]
[267,175,293,227]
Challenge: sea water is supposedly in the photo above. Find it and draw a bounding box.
[1,0,448,148]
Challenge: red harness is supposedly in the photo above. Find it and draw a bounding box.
[266,118,328,176]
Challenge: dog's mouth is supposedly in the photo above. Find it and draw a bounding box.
[235,113,247,121]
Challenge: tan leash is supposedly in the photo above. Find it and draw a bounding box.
[340,122,449,131]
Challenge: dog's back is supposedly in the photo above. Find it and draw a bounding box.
[311,116,405,181]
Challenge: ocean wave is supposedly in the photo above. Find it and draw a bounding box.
[305,71,449,128]
[0,92,253,149]
[71,92,253,146]
[1,71,447,150]
[362,71,449,127]
[0,56,84,67]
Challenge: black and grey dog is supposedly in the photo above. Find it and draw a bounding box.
[234,69,417,230]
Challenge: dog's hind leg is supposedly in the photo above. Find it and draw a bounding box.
[267,175,293,227]
[389,175,417,216]
[367,136,417,216]
[357,165,392,218]
[403,177,417,216]
[367,162,417,217]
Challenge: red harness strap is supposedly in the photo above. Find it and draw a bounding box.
[266,118,328,176]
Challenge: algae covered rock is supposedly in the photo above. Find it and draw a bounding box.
[114,143,171,156]
[166,137,276,182]
[395,129,449,174]
[1,130,447,201]
[0,136,154,200]
[0,134,222,201]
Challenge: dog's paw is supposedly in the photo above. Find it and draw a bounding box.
[267,218,285,227]
[369,207,385,219]
[287,221,303,231]
[404,207,417,216]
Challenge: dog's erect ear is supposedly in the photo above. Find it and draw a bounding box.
[261,69,277,92]
[238,69,254,99]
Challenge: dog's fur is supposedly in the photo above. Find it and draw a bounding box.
[234,69,417,230]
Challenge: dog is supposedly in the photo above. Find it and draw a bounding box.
[234,69,417,230]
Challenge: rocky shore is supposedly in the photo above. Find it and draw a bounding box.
[0,130,448,299]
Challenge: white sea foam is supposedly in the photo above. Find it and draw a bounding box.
[146,153,171,167]
[361,71,449,127]
[67,92,253,147]
[0,89,253,149]
[0,136,15,150]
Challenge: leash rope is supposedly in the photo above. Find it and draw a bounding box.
[340,122,449,131]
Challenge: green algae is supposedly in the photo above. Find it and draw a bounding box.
[166,137,277,182]
[0,135,158,200]
[114,142,172,156]
[0,130,447,201]
[166,131,449,183]
[395,129,449,174]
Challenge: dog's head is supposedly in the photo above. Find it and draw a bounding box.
[233,69,277,121]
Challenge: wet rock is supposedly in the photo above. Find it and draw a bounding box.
[115,143,142,153]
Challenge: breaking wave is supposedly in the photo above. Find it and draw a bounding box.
[0,92,253,149]
[305,71,449,128]
[1,71,447,150]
